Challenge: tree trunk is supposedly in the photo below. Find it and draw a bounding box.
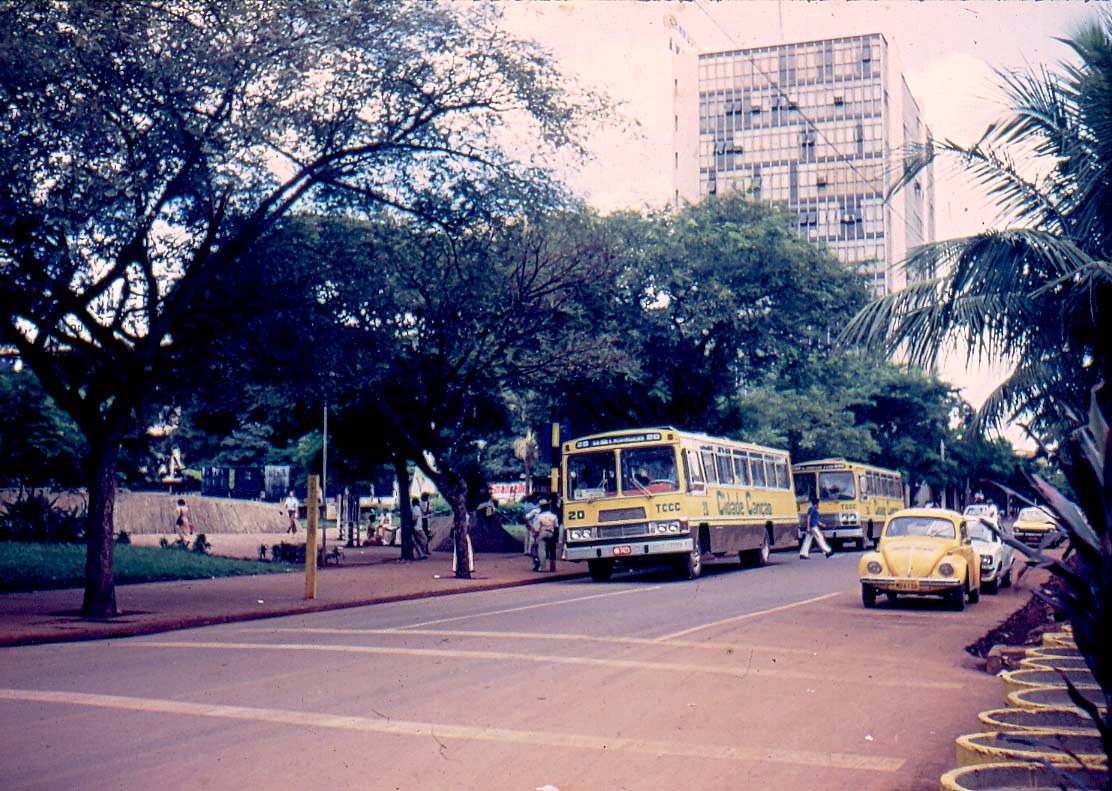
[81,436,119,617]
[430,469,471,580]
[393,454,415,560]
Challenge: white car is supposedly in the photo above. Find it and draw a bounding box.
[963,502,1001,526]
[967,517,1015,594]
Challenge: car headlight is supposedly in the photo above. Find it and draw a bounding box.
[938,562,955,577]
[866,561,882,574]
[980,555,993,570]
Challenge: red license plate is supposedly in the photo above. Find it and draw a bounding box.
[613,545,632,556]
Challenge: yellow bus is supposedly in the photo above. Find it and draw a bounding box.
[791,458,905,550]
[561,427,799,581]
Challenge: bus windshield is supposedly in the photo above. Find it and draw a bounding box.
[567,451,618,501]
[794,471,817,502]
[819,471,856,501]
[620,446,680,495]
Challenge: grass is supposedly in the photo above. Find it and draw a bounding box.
[0,541,296,592]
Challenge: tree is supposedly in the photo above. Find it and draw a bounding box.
[555,195,872,436]
[0,364,85,488]
[0,1,603,614]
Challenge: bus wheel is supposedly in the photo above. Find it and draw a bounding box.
[677,546,702,580]
[741,532,771,568]
[588,559,614,582]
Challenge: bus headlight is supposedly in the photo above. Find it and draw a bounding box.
[567,528,594,541]
[649,521,682,535]
[839,511,859,525]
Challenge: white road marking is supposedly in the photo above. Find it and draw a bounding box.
[133,640,961,690]
[392,584,667,629]
[655,592,842,641]
[246,626,824,656]
[0,687,905,772]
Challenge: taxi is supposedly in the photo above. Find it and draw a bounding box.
[858,508,981,610]
[1013,506,1061,547]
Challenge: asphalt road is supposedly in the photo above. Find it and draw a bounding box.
[0,550,1032,791]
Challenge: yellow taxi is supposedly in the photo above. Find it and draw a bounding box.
[1013,506,1061,547]
[858,508,981,610]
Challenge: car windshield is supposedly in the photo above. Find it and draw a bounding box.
[1018,507,1053,523]
[968,522,997,542]
[885,516,956,539]
[964,504,994,516]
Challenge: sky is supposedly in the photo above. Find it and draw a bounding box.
[496,0,1099,419]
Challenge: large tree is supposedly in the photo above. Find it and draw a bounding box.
[0,1,602,614]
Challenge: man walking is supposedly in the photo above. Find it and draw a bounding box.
[285,491,299,534]
[533,502,559,571]
[800,496,833,559]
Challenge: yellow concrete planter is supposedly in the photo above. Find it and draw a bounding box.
[955,730,1107,769]
[977,706,1099,735]
[1019,655,1092,672]
[940,761,1107,791]
[1027,645,1083,660]
[999,668,1099,702]
[1007,685,1108,713]
[1042,631,1077,649]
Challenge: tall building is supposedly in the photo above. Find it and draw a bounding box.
[671,33,934,295]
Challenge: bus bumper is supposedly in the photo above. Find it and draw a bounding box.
[565,537,695,561]
[822,526,863,541]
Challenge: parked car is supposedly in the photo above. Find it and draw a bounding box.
[858,508,981,610]
[1013,506,1061,547]
[967,517,1014,594]
[962,501,1001,526]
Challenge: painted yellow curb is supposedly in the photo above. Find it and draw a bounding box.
[940,761,1107,791]
[1026,645,1082,660]
[1042,631,1077,649]
[976,706,1099,735]
[1019,655,1091,672]
[955,730,1106,769]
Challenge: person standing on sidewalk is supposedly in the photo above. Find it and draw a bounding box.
[419,492,434,550]
[800,496,833,559]
[533,503,559,571]
[284,491,299,534]
[410,497,428,559]
[174,498,193,540]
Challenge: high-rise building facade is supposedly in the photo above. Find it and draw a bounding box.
[672,33,934,295]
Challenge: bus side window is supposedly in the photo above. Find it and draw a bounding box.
[685,449,705,492]
[860,474,869,500]
[750,455,767,488]
[717,451,735,485]
[775,457,789,489]
[701,449,718,485]
[734,451,751,485]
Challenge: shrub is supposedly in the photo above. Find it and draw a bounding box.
[115,531,131,545]
[191,534,211,554]
[0,489,86,543]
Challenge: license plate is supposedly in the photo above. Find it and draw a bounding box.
[613,545,632,556]
[891,579,919,592]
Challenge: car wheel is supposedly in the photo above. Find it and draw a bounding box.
[861,583,878,608]
[588,559,613,582]
[1002,567,1013,588]
[982,577,999,595]
[967,576,980,604]
[741,532,771,568]
[947,585,965,611]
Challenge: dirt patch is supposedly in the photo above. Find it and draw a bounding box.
[965,576,1066,658]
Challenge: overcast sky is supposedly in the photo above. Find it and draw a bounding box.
[496,0,1098,417]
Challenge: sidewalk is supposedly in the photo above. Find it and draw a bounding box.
[0,531,582,648]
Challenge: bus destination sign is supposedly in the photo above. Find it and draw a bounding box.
[575,432,663,450]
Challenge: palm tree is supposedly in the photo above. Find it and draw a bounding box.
[842,12,1112,438]
[842,15,1112,777]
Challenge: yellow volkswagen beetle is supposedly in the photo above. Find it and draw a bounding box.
[1013,505,1061,547]
[858,508,981,610]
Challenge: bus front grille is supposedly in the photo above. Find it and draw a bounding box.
[597,523,650,539]
[597,507,647,523]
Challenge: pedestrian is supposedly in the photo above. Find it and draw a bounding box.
[410,497,428,558]
[800,496,833,559]
[523,502,541,562]
[284,491,299,534]
[533,502,559,571]
[174,498,193,540]
[376,508,397,546]
[419,492,434,549]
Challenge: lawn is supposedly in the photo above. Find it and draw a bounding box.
[0,542,296,592]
